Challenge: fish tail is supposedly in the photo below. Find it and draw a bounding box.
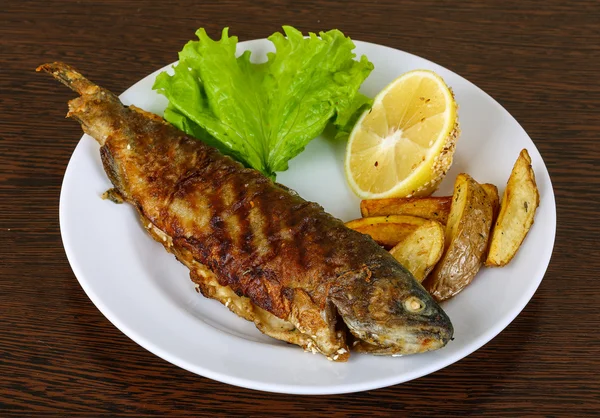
[36,62,101,96]
[37,62,122,146]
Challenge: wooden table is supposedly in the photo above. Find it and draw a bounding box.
[2,0,599,415]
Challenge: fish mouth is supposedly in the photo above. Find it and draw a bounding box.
[350,317,453,355]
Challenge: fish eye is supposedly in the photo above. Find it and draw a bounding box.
[404,297,425,313]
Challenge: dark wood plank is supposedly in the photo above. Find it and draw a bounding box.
[1,0,599,415]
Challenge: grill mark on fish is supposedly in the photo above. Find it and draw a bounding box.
[246,190,272,264]
[290,202,326,274]
[262,192,285,268]
[227,178,257,293]
[229,179,253,257]
[219,182,242,251]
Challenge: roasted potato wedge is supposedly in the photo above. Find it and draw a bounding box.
[481,183,500,224]
[481,183,500,257]
[485,149,540,267]
[389,220,445,282]
[423,173,494,301]
[360,196,452,224]
[345,215,431,249]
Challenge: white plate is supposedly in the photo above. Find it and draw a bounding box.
[60,39,556,394]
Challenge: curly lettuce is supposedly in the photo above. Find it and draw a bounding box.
[153,26,373,178]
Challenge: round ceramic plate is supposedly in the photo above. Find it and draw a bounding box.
[59,39,556,394]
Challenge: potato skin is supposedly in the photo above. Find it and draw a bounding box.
[481,183,500,224]
[423,174,494,301]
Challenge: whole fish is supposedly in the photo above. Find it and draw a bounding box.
[39,62,453,361]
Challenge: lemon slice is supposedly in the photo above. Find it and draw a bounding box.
[345,70,459,199]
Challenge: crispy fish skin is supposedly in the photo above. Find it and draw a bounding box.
[38,62,453,360]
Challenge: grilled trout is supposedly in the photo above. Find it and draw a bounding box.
[39,62,453,361]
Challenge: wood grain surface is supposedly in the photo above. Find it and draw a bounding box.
[1,0,599,416]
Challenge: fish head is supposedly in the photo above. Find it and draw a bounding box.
[329,260,453,355]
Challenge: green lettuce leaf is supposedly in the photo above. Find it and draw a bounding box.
[153,26,373,178]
